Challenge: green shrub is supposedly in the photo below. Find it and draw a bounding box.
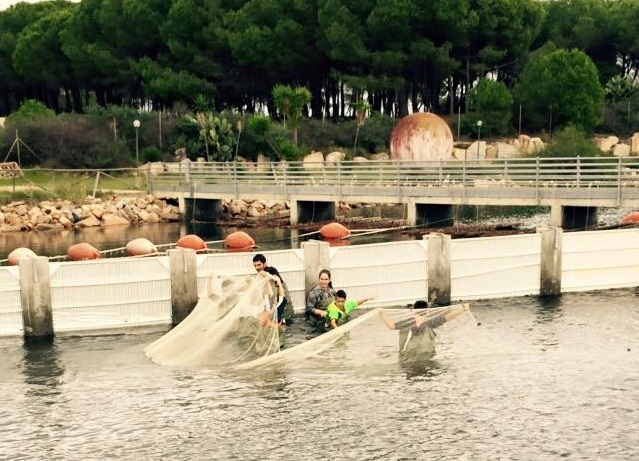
[142,146,162,163]
[6,99,55,122]
[540,125,602,158]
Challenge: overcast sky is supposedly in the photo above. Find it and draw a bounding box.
[0,0,79,11]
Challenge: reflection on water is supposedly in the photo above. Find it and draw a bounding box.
[536,295,564,323]
[0,290,638,460]
[21,337,65,397]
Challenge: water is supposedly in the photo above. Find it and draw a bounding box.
[0,205,632,260]
[1,289,638,460]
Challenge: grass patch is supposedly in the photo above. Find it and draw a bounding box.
[0,169,146,205]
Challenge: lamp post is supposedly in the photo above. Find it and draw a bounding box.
[133,119,141,165]
[476,120,483,160]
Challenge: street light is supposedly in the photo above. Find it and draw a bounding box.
[476,120,483,160]
[133,119,141,165]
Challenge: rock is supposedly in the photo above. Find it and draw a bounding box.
[596,135,619,152]
[303,151,324,169]
[370,152,390,161]
[74,216,101,228]
[326,151,345,165]
[613,143,631,157]
[102,213,130,226]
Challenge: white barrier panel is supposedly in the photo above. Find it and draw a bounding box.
[50,257,171,332]
[0,267,22,337]
[451,233,541,300]
[329,240,428,307]
[197,249,307,311]
[563,228,639,292]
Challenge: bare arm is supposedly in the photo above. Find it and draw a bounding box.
[356,295,376,306]
[377,309,396,330]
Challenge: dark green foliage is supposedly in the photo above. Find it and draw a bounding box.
[540,125,602,158]
[6,99,55,122]
[5,115,131,168]
[467,79,514,136]
[142,145,162,163]
[514,47,604,133]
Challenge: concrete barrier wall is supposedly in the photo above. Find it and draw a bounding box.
[196,249,307,310]
[49,258,172,333]
[0,266,21,336]
[329,240,428,307]
[562,228,639,292]
[451,233,542,300]
[2,228,639,337]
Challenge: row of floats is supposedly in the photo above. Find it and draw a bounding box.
[5,222,352,265]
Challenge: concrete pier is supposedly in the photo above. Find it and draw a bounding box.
[426,233,451,306]
[19,257,53,338]
[539,226,562,296]
[168,248,199,326]
[301,240,331,294]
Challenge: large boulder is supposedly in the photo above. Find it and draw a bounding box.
[390,112,453,161]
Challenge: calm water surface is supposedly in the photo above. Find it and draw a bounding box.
[1,289,638,460]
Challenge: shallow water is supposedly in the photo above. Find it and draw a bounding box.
[1,289,638,460]
[1,205,633,261]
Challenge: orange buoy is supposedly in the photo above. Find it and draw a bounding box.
[225,231,255,249]
[67,243,101,261]
[7,247,38,266]
[319,222,351,239]
[176,234,207,252]
[621,211,639,224]
[126,238,157,256]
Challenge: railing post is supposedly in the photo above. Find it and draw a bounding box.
[283,163,287,196]
[462,157,467,201]
[576,156,581,187]
[339,161,343,199]
[396,161,400,199]
[234,161,239,197]
[617,156,623,206]
[504,158,508,182]
[535,157,540,205]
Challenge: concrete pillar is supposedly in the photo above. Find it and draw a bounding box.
[177,195,186,218]
[302,240,331,294]
[416,204,454,227]
[290,200,299,225]
[539,226,562,296]
[168,248,199,326]
[406,199,416,226]
[296,200,336,224]
[19,257,53,339]
[426,233,451,306]
[563,206,598,230]
[550,202,562,227]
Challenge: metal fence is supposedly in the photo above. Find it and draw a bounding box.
[147,157,639,190]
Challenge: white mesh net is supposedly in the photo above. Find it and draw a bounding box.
[144,272,470,370]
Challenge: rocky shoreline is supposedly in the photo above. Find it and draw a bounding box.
[0,194,182,233]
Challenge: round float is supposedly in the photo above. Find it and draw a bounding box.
[319,222,351,239]
[621,211,639,224]
[390,112,454,161]
[225,231,255,249]
[7,247,38,266]
[126,238,157,256]
[176,234,207,252]
[68,243,101,261]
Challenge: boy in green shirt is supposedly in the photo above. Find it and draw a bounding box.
[326,289,375,329]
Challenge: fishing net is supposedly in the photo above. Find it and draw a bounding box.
[145,271,470,370]
[144,272,282,367]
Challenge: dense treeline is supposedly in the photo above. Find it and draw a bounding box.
[0,0,637,119]
[2,0,639,167]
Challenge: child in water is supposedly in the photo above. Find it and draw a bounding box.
[325,289,376,329]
